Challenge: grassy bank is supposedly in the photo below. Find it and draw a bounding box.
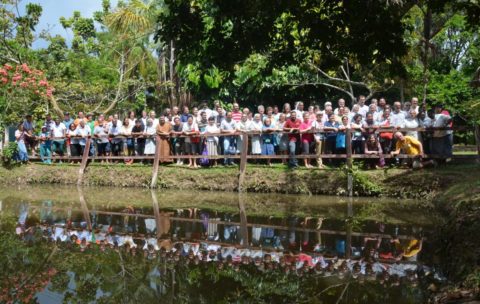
[0,162,478,202]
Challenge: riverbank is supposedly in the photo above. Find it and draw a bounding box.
[0,162,478,203]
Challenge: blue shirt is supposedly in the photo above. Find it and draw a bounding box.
[324,121,340,139]
[63,118,74,130]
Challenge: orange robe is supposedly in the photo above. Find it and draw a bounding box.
[156,122,172,162]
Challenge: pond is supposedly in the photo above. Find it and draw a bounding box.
[0,185,444,303]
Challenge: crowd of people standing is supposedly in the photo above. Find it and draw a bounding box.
[14,96,453,169]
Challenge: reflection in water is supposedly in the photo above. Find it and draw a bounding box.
[0,186,441,303]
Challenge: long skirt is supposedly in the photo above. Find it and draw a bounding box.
[206,140,218,156]
[251,136,261,154]
[144,138,156,155]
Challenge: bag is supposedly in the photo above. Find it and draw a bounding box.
[379,121,393,140]
[199,141,210,166]
[336,133,346,149]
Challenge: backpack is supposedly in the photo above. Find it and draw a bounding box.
[199,141,210,166]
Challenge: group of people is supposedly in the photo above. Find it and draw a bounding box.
[14,96,453,169]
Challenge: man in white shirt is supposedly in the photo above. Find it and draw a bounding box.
[411,97,420,113]
[334,98,346,115]
[141,110,148,127]
[149,111,159,129]
[200,102,213,119]
[322,105,333,124]
[75,120,91,154]
[109,118,123,156]
[51,118,67,158]
[432,104,452,158]
[357,95,369,118]
[378,98,387,115]
[390,101,406,128]
[293,101,305,122]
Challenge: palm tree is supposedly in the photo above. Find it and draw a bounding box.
[102,0,166,114]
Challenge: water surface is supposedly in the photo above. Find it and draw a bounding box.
[0,185,441,303]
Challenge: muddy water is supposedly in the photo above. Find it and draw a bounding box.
[0,185,441,303]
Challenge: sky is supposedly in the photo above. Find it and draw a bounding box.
[19,0,118,49]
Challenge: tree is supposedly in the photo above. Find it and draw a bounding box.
[156,0,411,104]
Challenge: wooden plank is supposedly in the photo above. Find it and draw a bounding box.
[150,135,161,188]
[77,138,91,186]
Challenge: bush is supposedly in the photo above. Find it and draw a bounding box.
[0,142,20,168]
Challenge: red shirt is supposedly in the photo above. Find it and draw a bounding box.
[232,111,242,122]
[285,118,301,142]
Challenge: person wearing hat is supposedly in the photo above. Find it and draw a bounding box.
[39,125,52,164]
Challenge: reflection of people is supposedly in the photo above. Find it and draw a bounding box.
[392,238,423,262]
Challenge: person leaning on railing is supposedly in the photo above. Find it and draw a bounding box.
[283,111,302,169]
[51,118,67,161]
[390,131,424,169]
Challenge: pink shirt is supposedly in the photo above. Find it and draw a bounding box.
[300,120,313,143]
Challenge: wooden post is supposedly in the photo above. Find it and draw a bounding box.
[151,135,161,188]
[238,193,249,247]
[345,128,353,169]
[475,124,480,163]
[151,190,162,239]
[77,186,92,230]
[238,133,249,192]
[77,137,91,186]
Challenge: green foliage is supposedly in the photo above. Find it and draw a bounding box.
[0,142,19,168]
[342,165,383,197]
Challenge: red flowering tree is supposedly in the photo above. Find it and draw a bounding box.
[0,63,56,128]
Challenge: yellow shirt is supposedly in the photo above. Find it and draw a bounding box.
[395,136,422,155]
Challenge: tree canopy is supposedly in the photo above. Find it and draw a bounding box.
[0,0,479,129]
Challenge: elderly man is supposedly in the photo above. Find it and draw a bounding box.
[390,101,406,128]
[334,98,346,115]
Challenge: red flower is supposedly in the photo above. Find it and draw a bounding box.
[4,63,13,70]
[21,63,31,74]
[1,77,7,85]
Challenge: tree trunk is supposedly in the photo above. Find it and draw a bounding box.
[422,6,432,105]
[169,40,177,108]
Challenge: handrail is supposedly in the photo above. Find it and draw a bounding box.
[24,125,473,141]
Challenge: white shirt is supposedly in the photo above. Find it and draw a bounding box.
[51,123,67,139]
[433,113,451,137]
[203,124,219,142]
[358,105,369,117]
[75,126,91,145]
[390,111,406,128]
[293,110,304,122]
[404,118,420,139]
[94,126,109,143]
[182,122,198,143]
